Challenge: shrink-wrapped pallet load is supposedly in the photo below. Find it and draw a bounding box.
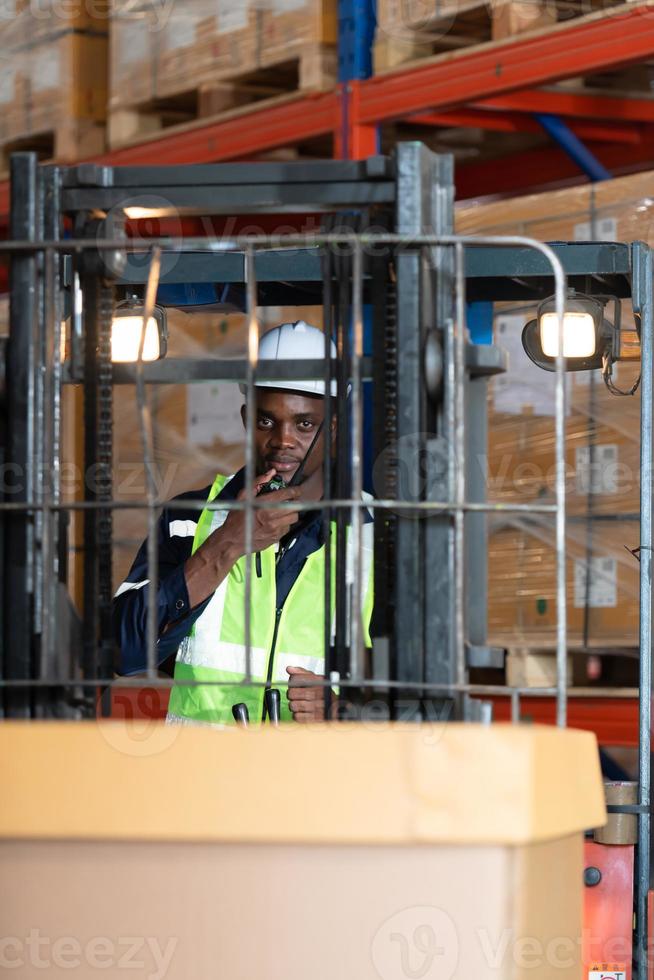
[0,0,107,170]
[108,0,337,147]
[457,171,650,652]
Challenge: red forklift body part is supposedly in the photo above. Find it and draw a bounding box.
[583,840,634,979]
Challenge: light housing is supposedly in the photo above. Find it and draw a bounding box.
[521,292,617,373]
[111,303,168,362]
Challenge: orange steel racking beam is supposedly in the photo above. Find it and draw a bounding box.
[356,4,654,126]
[475,89,654,123]
[409,109,644,144]
[102,90,340,167]
[489,694,644,747]
[456,139,654,196]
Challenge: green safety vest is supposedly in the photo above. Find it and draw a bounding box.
[167,473,374,726]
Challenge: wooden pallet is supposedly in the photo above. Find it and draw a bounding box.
[108,43,337,149]
[373,0,632,71]
[505,648,574,688]
[0,27,107,176]
[0,121,105,176]
[502,645,639,689]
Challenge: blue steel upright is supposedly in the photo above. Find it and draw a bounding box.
[338,0,376,81]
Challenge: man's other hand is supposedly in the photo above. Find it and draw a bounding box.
[286,666,328,723]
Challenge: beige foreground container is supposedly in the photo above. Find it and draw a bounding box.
[1,722,604,979]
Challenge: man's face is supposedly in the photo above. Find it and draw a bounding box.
[241,389,328,483]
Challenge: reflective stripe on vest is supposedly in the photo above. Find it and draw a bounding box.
[167,473,374,726]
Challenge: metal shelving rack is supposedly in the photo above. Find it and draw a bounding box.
[0,2,652,221]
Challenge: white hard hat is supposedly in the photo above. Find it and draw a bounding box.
[240,320,338,397]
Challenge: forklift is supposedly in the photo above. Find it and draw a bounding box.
[1,144,651,978]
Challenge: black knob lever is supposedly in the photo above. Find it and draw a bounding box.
[232,702,250,727]
[264,688,281,726]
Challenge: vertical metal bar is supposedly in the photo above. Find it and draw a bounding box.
[394,144,429,711]
[39,245,58,687]
[244,246,258,686]
[322,244,334,719]
[32,180,46,688]
[79,261,115,716]
[5,152,40,718]
[96,281,116,711]
[464,365,491,654]
[136,247,162,681]
[82,275,100,691]
[553,257,567,729]
[632,241,652,980]
[423,154,458,719]
[37,162,63,712]
[334,246,351,684]
[72,269,83,378]
[369,246,396,702]
[350,240,364,683]
[453,243,466,689]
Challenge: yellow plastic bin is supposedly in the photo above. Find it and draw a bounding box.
[0,721,605,979]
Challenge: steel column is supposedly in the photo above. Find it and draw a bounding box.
[81,252,116,714]
[335,81,379,160]
[464,364,491,655]
[36,165,64,717]
[632,241,653,980]
[393,144,427,712]
[394,145,457,717]
[4,153,41,718]
[423,155,461,717]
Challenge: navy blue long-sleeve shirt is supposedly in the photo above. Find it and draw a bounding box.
[112,469,331,675]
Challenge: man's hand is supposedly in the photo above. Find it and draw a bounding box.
[286,666,329,723]
[184,469,299,609]
[219,468,300,558]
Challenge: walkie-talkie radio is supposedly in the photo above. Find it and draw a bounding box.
[257,473,288,495]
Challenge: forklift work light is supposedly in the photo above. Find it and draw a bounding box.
[521,291,640,396]
[540,310,596,359]
[111,304,167,362]
[522,292,607,372]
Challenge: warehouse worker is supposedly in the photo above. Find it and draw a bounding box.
[113,320,374,725]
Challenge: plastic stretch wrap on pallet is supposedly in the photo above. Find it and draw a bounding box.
[459,173,651,652]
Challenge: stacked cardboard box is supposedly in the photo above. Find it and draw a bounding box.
[0,0,107,169]
[108,0,337,147]
[457,169,651,650]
